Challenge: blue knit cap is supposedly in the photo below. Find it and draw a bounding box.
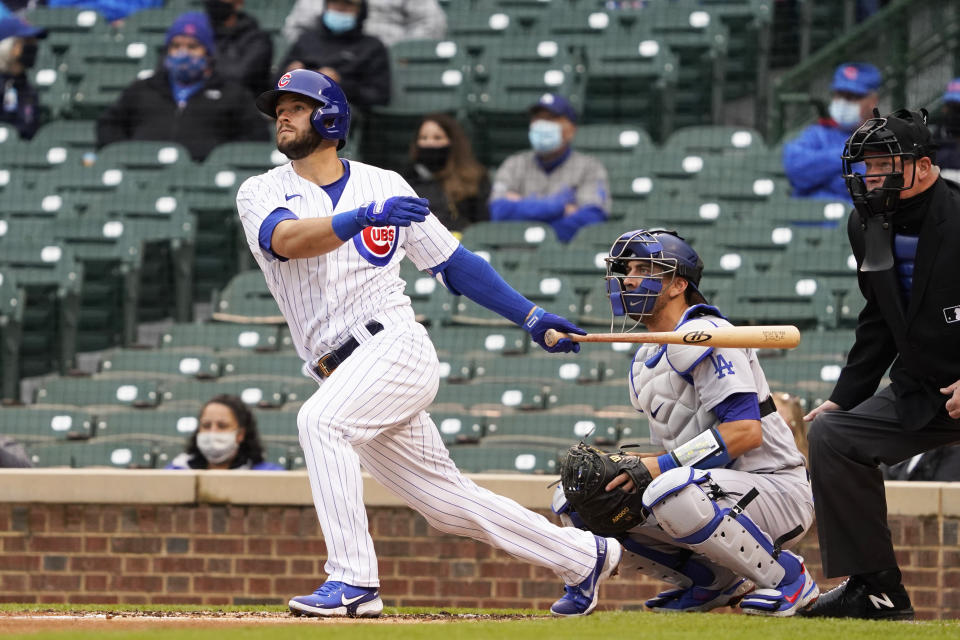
[166,11,215,55]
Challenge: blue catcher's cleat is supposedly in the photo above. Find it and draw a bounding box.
[550,536,623,616]
[288,580,383,618]
[646,577,754,613]
[740,553,819,617]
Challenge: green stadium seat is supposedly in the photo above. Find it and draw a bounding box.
[447,443,563,474]
[204,142,287,173]
[460,221,554,252]
[438,353,476,385]
[711,273,821,329]
[96,141,193,171]
[0,407,92,442]
[219,352,304,381]
[547,382,635,417]
[253,409,299,443]
[212,270,283,323]
[161,379,289,409]
[432,381,552,414]
[483,413,623,448]
[430,325,532,358]
[572,124,655,161]
[34,377,162,410]
[70,64,152,119]
[470,355,587,385]
[160,322,280,352]
[98,348,222,380]
[26,6,110,52]
[426,410,486,445]
[92,409,196,446]
[761,198,848,225]
[0,274,25,400]
[447,0,544,55]
[449,273,579,325]
[666,125,766,156]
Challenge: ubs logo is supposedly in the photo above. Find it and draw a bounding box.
[354,226,398,266]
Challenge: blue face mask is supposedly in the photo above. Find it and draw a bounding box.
[529,119,564,154]
[323,9,358,33]
[829,98,862,131]
[165,52,207,84]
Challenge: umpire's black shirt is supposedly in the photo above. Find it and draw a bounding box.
[95,69,270,162]
[831,176,960,430]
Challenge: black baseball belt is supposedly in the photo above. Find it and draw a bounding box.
[312,321,384,379]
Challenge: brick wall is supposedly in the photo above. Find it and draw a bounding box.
[1,501,958,619]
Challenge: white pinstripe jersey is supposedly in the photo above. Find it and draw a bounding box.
[236,160,460,363]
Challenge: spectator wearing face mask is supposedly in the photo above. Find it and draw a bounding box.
[933,78,960,183]
[402,113,489,235]
[782,62,882,201]
[205,0,272,96]
[279,0,390,110]
[282,0,447,47]
[488,94,611,243]
[0,16,46,139]
[96,11,269,161]
[166,395,285,470]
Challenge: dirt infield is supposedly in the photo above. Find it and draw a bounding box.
[0,610,535,634]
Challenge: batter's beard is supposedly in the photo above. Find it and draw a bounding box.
[277,126,324,160]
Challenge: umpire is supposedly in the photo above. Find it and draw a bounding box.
[803,108,960,620]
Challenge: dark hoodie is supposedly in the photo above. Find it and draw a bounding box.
[96,69,270,161]
[212,10,273,96]
[280,1,390,109]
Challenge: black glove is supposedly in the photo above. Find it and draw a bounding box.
[559,442,652,535]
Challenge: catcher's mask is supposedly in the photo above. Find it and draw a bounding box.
[841,107,936,217]
[605,229,705,325]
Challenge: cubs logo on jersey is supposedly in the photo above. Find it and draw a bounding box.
[354,225,399,266]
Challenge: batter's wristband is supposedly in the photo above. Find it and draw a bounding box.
[524,306,545,331]
[331,209,364,241]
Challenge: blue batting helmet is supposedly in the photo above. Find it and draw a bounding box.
[605,229,705,318]
[256,69,351,150]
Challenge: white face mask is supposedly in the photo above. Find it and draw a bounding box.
[829,98,862,131]
[529,119,564,154]
[197,430,240,465]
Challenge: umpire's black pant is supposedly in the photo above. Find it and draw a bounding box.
[808,386,960,578]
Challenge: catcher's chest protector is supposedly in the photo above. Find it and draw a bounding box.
[630,343,719,450]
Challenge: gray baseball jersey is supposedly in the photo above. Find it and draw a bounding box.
[629,310,806,473]
[490,150,611,212]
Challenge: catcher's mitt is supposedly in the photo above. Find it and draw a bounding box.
[560,442,653,535]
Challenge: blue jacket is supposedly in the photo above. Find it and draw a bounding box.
[782,120,853,201]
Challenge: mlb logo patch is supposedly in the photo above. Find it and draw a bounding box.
[944,305,960,324]
[354,226,399,266]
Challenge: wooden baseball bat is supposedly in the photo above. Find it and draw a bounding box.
[544,325,801,349]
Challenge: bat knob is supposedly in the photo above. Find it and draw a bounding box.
[544,328,559,348]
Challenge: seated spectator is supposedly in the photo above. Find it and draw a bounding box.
[282,0,446,47]
[933,78,960,183]
[167,394,284,471]
[0,435,31,468]
[96,11,269,161]
[280,0,390,110]
[489,94,610,243]
[783,62,881,201]
[48,0,163,26]
[403,113,490,235]
[0,16,45,139]
[205,0,272,96]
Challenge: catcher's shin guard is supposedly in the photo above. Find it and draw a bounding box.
[641,468,798,591]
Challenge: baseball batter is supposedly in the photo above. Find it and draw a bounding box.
[236,69,621,618]
[553,229,819,616]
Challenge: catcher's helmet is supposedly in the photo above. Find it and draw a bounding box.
[256,69,351,150]
[841,107,936,215]
[605,229,705,319]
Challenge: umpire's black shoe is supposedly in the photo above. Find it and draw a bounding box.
[799,572,914,620]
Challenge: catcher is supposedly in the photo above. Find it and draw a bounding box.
[553,229,818,616]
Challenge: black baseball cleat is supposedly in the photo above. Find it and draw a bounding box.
[799,573,914,620]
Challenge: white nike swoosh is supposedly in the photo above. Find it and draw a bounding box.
[341,593,367,606]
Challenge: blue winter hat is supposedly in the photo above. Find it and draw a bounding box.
[0,16,47,41]
[529,93,578,123]
[830,62,881,96]
[165,11,216,55]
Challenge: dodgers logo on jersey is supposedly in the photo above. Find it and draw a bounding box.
[353,226,399,266]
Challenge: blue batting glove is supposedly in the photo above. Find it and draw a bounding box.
[524,306,586,354]
[356,196,430,227]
